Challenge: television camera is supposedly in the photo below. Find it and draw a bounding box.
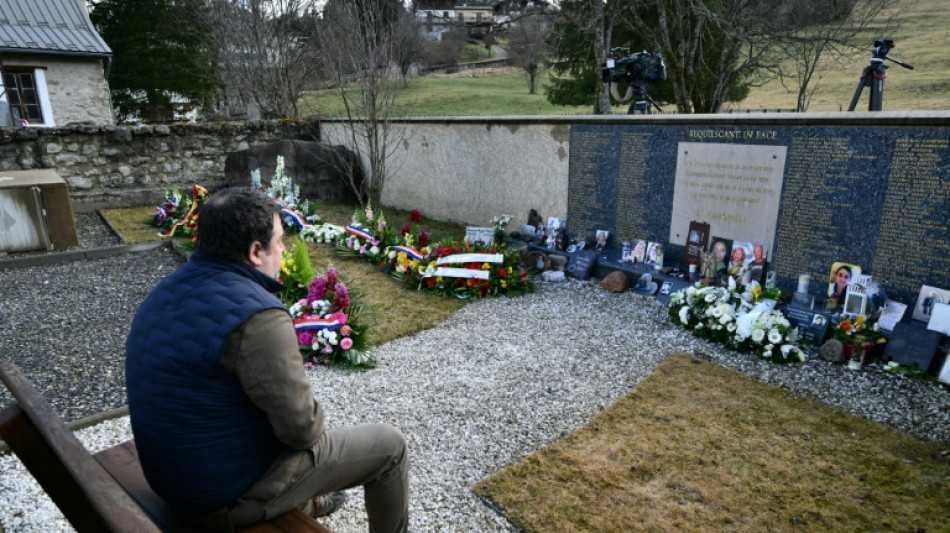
[847,38,913,112]
[601,47,667,114]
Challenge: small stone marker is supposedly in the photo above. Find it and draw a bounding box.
[565,250,597,280]
[883,321,942,371]
[601,271,629,293]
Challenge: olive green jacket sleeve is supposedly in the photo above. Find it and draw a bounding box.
[221,308,324,450]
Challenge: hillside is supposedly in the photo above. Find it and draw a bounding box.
[732,0,950,112]
[301,0,950,116]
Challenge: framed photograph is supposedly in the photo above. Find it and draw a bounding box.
[520,224,535,241]
[645,242,660,266]
[811,314,827,328]
[827,262,862,300]
[632,240,647,263]
[744,243,769,284]
[660,281,673,295]
[594,229,609,251]
[708,237,733,286]
[913,284,950,322]
[682,221,710,268]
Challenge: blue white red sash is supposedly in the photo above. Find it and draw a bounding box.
[293,316,342,331]
[282,207,310,229]
[391,245,425,261]
[345,225,378,245]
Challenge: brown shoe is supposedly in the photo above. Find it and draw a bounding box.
[308,492,346,518]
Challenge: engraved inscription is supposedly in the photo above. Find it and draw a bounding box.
[872,137,950,296]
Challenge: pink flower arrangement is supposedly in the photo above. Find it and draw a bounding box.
[288,265,372,368]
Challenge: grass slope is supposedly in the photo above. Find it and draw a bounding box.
[302,0,949,116]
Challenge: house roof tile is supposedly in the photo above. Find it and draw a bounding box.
[0,0,111,57]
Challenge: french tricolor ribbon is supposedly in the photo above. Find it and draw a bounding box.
[282,207,310,229]
[293,316,343,331]
[391,245,425,261]
[345,225,378,245]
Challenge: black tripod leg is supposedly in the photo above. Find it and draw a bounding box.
[848,76,867,111]
[870,74,884,111]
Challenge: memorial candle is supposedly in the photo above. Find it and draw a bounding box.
[798,274,811,293]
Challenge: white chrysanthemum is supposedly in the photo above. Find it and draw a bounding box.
[711,306,723,318]
[751,328,765,343]
[719,313,732,325]
[727,322,737,332]
[768,329,783,344]
[369,245,380,255]
[288,302,304,317]
[705,292,717,303]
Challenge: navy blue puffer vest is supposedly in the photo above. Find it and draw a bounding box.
[126,251,288,512]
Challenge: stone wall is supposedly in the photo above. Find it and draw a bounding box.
[0,120,316,212]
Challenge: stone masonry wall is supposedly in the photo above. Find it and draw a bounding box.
[2,54,114,127]
[0,120,316,212]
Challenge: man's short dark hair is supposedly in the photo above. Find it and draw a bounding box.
[195,188,282,263]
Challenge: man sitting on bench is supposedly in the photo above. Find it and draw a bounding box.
[126,188,409,532]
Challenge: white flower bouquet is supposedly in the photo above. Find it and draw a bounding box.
[669,282,805,364]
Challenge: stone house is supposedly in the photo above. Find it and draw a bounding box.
[0,0,113,127]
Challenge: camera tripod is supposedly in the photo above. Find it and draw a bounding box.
[848,38,913,111]
[609,81,662,114]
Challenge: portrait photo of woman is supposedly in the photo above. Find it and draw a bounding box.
[827,262,862,302]
[708,237,733,285]
[728,246,746,281]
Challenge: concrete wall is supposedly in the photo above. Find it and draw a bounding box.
[321,118,573,229]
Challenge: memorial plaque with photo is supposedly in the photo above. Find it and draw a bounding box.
[913,285,950,323]
[682,221,710,268]
[566,249,598,280]
[657,279,692,305]
[785,306,829,345]
[465,226,495,246]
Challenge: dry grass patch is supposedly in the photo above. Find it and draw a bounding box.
[99,203,466,347]
[475,353,950,532]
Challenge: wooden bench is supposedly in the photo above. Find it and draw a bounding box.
[0,362,334,533]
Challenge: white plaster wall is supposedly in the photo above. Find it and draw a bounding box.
[321,119,571,229]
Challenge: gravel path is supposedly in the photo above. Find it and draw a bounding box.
[1,215,948,532]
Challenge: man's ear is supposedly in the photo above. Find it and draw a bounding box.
[247,240,264,267]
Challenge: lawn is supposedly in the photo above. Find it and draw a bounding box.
[476,354,950,532]
[301,0,950,116]
[100,202,467,346]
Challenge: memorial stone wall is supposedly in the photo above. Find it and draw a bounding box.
[566,114,950,307]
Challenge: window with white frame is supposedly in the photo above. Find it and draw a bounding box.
[0,67,54,127]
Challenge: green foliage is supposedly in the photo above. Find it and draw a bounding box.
[90,0,217,122]
[279,237,316,304]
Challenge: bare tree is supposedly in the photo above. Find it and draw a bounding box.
[592,0,612,114]
[391,10,428,86]
[316,0,408,208]
[769,0,900,111]
[204,0,323,119]
[507,12,553,94]
[616,0,781,114]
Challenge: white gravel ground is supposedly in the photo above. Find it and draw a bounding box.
[2,279,948,532]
